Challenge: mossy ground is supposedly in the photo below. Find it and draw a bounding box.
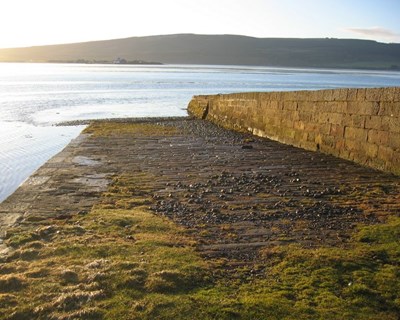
[0,122,399,319]
[83,122,179,137]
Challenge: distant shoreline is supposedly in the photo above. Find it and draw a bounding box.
[1,34,399,71]
[47,59,163,65]
[56,116,189,127]
[0,60,400,72]
[0,60,163,65]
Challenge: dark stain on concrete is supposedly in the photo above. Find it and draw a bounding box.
[1,118,399,272]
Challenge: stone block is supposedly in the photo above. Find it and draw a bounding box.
[339,149,351,160]
[367,129,389,145]
[346,88,358,101]
[300,140,318,151]
[304,123,317,132]
[362,142,379,158]
[391,152,400,171]
[365,116,382,130]
[342,114,354,127]
[270,100,280,110]
[369,158,388,171]
[264,107,276,117]
[323,134,336,147]
[356,88,367,101]
[253,117,266,129]
[187,88,400,175]
[346,101,361,114]
[187,98,209,119]
[322,102,335,113]
[344,127,367,142]
[365,88,383,101]
[252,128,265,138]
[299,111,313,122]
[315,133,323,146]
[336,102,348,114]
[380,116,393,131]
[281,109,294,121]
[328,112,344,125]
[332,88,348,101]
[320,143,335,154]
[359,101,380,115]
[317,112,330,123]
[268,92,279,100]
[351,153,360,163]
[388,132,400,150]
[330,124,345,138]
[378,145,394,162]
[281,91,293,101]
[279,118,292,129]
[351,114,366,128]
[389,117,400,133]
[378,102,400,117]
[260,100,270,110]
[297,101,312,112]
[394,87,400,102]
[294,130,305,142]
[289,90,305,101]
[319,123,331,135]
[352,152,368,165]
[307,131,316,142]
[381,87,400,102]
[314,89,333,101]
[335,139,345,151]
[293,121,305,131]
[282,127,296,139]
[292,110,300,121]
[271,117,283,127]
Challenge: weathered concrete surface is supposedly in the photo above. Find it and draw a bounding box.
[188,87,400,175]
[0,134,111,254]
[0,118,399,271]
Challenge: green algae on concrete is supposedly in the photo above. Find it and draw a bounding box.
[0,119,399,319]
[1,186,399,319]
[83,121,179,137]
[0,175,209,319]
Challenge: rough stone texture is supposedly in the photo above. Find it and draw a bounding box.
[1,118,399,271]
[188,87,400,175]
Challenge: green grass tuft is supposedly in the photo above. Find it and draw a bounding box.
[1,166,399,319]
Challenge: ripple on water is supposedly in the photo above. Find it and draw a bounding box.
[0,122,84,203]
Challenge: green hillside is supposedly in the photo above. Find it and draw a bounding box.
[0,34,399,70]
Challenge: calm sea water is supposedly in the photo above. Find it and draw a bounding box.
[1,63,399,202]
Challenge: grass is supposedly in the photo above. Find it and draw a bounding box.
[0,189,209,319]
[1,174,399,319]
[0,122,399,319]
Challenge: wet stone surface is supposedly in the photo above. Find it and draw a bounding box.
[1,117,399,271]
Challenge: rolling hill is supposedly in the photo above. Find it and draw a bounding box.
[0,34,399,70]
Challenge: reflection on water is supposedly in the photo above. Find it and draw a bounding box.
[0,122,84,202]
[0,63,399,202]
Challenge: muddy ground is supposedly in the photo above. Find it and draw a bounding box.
[1,117,399,274]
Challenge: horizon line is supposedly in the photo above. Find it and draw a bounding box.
[0,33,398,50]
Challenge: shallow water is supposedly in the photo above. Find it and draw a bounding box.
[0,63,399,202]
[0,122,84,201]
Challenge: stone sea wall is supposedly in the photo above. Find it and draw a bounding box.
[188,87,400,175]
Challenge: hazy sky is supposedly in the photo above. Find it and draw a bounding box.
[0,0,399,48]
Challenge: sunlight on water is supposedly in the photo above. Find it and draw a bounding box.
[0,121,84,202]
[0,63,399,202]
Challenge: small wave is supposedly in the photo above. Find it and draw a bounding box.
[0,122,84,202]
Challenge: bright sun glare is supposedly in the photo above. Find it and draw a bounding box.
[0,0,399,48]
